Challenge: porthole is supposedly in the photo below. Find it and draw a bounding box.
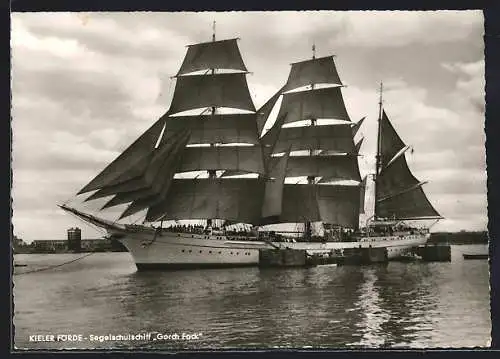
[182,249,185,253]
[209,250,212,254]
[199,250,202,253]
[189,250,192,253]
[218,251,222,254]
[230,252,233,255]
[236,252,239,255]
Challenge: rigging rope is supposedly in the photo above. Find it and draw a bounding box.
[69,209,108,237]
[14,252,95,276]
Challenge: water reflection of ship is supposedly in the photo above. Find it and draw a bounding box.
[364,264,437,347]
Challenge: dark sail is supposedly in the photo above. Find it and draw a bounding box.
[280,184,320,223]
[268,154,361,181]
[168,73,255,114]
[267,183,361,229]
[375,185,441,219]
[176,39,247,76]
[256,85,287,135]
[257,53,362,230]
[316,184,361,229]
[375,110,440,220]
[284,55,342,91]
[162,113,260,145]
[271,124,355,154]
[145,178,265,223]
[85,129,191,201]
[379,110,406,168]
[352,117,365,137]
[76,36,270,223]
[376,153,420,200]
[261,150,290,220]
[278,86,351,125]
[77,119,165,195]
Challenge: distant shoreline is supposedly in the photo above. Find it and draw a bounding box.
[13,248,127,255]
[428,231,488,245]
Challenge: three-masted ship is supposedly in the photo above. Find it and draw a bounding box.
[60,31,442,269]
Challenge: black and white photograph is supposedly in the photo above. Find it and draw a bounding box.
[11,10,490,350]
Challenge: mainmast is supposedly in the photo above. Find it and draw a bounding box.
[374,81,383,220]
[305,42,317,240]
[258,43,362,240]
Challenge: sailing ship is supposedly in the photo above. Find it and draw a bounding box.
[60,29,442,269]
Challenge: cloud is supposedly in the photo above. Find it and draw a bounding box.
[333,11,483,48]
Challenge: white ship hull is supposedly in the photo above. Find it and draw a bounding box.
[112,229,429,270]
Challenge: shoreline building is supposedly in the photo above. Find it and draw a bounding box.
[67,227,82,252]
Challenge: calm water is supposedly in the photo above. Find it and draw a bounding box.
[13,245,490,350]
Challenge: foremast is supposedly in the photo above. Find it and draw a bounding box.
[73,26,267,228]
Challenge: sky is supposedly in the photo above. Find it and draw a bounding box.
[11,11,486,241]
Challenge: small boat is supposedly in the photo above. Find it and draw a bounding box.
[463,254,488,260]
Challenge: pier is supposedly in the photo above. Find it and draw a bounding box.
[258,249,309,268]
[416,244,452,262]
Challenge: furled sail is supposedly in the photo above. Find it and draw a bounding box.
[284,55,342,91]
[177,39,247,76]
[168,73,255,114]
[375,110,440,220]
[278,86,351,125]
[144,178,265,223]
